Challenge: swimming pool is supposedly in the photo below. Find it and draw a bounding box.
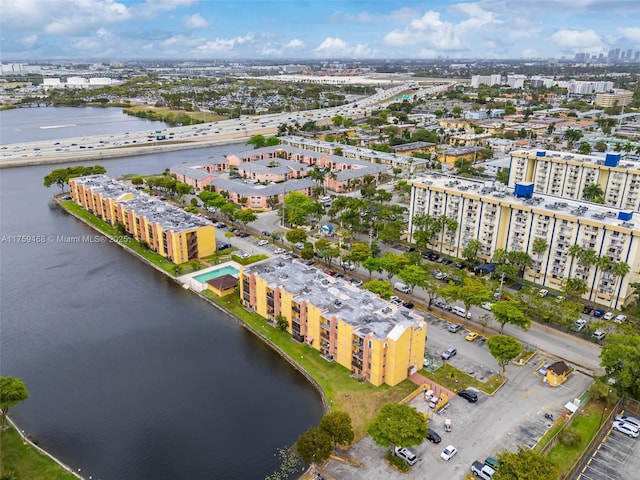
[193,265,240,284]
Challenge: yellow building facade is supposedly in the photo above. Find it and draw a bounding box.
[69,175,215,263]
[241,257,426,386]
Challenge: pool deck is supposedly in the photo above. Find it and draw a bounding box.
[178,261,243,292]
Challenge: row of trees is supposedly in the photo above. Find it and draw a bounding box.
[43,165,106,192]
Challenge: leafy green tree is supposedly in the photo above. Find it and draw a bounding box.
[461,239,482,267]
[491,299,530,333]
[578,141,592,155]
[486,335,522,374]
[378,252,410,280]
[594,141,607,152]
[43,165,106,193]
[588,378,619,406]
[493,446,558,480]
[495,168,509,184]
[439,276,492,316]
[397,265,426,293]
[285,228,307,245]
[565,128,583,149]
[319,411,354,450]
[349,242,372,270]
[562,278,588,301]
[234,209,258,226]
[246,134,267,149]
[582,183,605,203]
[367,403,428,450]
[0,377,29,430]
[265,136,280,146]
[296,426,333,468]
[284,191,321,227]
[131,176,144,186]
[363,279,395,299]
[362,257,384,280]
[600,333,640,399]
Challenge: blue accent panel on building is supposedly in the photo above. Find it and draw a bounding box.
[618,210,633,221]
[605,153,621,167]
[514,182,534,199]
[536,151,546,157]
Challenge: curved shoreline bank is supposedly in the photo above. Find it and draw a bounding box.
[55,194,330,406]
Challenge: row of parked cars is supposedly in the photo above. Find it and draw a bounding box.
[612,413,640,438]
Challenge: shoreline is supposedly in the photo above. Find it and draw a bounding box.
[54,193,330,401]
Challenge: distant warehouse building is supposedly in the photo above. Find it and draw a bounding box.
[241,257,426,386]
[69,175,216,263]
[407,173,640,309]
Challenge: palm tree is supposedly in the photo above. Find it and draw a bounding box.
[593,256,612,302]
[568,244,583,273]
[610,261,631,309]
[531,237,549,283]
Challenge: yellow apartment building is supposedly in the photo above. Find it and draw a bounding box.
[509,150,640,212]
[241,257,426,386]
[69,175,216,263]
[408,173,640,308]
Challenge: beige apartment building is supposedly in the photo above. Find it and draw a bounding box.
[595,89,633,108]
[509,150,640,212]
[408,173,640,308]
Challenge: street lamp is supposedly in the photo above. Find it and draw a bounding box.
[600,389,613,426]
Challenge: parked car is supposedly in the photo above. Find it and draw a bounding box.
[435,299,451,310]
[570,319,587,332]
[592,330,606,341]
[274,248,285,254]
[613,421,639,438]
[593,309,605,318]
[603,312,614,320]
[216,242,231,250]
[481,302,493,311]
[441,347,457,360]
[583,305,594,315]
[537,362,552,376]
[448,323,463,333]
[394,446,418,466]
[390,295,403,306]
[614,314,627,324]
[239,232,250,238]
[349,278,363,287]
[440,445,458,461]
[294,242,304,249]
[615,414,640,429]
[257,240,269,246]
[458,389,478,403]
[427,429,442,444]
[539,289,549,297]
[402,301,414,309]
[465,332,479,342]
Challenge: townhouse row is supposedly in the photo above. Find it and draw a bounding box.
[69,175,216,263]
[408,173,640,309]
[240,256,426,386]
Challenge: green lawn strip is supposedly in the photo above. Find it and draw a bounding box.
[62,200,185,275]
[545,401,602,477]
[421,363,505,395]
[208,292,416,439]
[533,421,565,454]
[0,426,77,480]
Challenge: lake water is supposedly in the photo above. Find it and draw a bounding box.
[0,107,323,480]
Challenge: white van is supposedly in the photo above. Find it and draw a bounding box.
[394,282,411,294]
[452,306,471,319]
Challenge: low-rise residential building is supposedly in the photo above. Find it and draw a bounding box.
[509,150,640,212]
[440,146,483,165]
[69,175,216,263]
[408,173,640,308]
[240,256,426,386]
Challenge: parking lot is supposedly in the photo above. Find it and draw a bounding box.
[324,310,594,480]
[576,415,640,480]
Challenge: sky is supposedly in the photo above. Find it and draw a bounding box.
[1,0,640,61]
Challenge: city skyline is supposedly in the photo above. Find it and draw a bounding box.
[1,0,639,61]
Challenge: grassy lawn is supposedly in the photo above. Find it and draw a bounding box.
[546,401,603,477]
[123,105,227,123]
[421,363,505,395]
[206,292,416,439]
[0,426,77,480]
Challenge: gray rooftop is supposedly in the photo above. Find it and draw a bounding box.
[170,163,213,180]
[73,175,212,233]
[244,256,424,340]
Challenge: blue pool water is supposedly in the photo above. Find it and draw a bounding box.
[193,265,239,283]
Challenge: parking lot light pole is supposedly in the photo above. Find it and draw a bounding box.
[600,389,613,427]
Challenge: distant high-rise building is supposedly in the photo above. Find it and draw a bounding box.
[627,49,633,60]
[635,51,640,60]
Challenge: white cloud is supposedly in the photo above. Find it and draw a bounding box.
[549,29,603,50]
[183,14,208,29]
[522,48,539,58]
[18,34,38,47]
[618,27,640,42]
[196,32,255,54]
[383,11,463,50]
[313,37,373,58]
[284,39,304,49]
